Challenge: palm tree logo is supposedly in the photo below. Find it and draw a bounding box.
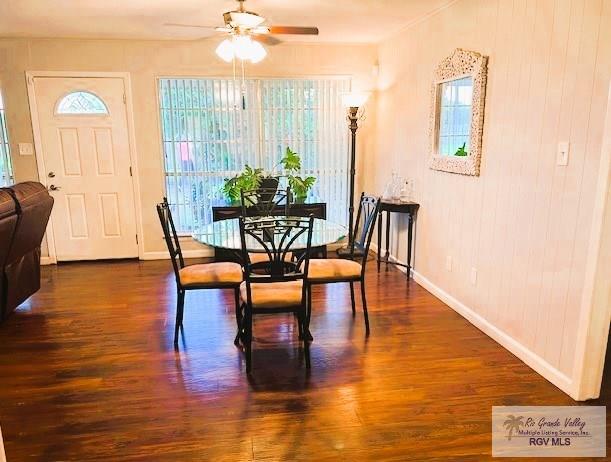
[503,415,524,441]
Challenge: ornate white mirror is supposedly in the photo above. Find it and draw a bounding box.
[429,48,488,176]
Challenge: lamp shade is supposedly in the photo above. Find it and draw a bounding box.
[219,35,266,64]
[216,39,235,62]
[233,35,253,61]
[248,40,267,63]
[341,92,370,108]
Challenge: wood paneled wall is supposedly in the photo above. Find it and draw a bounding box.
[369,0,611,394]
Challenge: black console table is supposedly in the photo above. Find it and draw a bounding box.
[377,200,419,279]
[212,202,326,222]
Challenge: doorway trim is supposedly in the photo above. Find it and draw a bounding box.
[571,79,611,400]
[26,71,144,262]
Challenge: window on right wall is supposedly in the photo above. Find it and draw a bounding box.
[0,90,14,186]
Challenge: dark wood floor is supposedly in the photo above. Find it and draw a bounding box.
[0,258,608,461]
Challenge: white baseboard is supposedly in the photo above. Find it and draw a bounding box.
[370,244,575,398]
[411,270,574,398]
[41,250,213,263]
[140,249,214,260]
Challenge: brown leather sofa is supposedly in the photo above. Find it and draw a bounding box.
[0,182,53,322]
[0,189,18,322]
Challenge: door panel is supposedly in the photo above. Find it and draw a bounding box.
[58,128,82,176]
[94,128,115,175]
[33,77,138,260]
[98,193,121,237]
[66,194,88,238]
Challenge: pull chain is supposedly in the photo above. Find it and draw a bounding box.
[241,58,246,110]
[232,55,238,110]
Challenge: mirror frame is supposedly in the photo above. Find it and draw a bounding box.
[429,48,488,176]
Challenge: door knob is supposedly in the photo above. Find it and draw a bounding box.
[49,184,61,191]
[48,171,55,178]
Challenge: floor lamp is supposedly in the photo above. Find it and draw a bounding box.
[341,92,370,251]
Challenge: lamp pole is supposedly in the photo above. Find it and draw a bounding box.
[347,106,359,249]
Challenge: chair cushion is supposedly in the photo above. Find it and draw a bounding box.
[179,262,242,287]
[240,280,303,309]
[248,252,293,264]
[304,259,362,281]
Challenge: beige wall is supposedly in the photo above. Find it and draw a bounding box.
[0,37,377,256]
[371,0,611,396]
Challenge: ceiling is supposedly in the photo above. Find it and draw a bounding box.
[0,0,454,43]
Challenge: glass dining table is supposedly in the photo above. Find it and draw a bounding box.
[192,216,347,253]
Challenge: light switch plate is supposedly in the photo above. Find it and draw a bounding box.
[557,141,569,166]
[18,142,34,156]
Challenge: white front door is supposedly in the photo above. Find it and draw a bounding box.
[31,77,138,261]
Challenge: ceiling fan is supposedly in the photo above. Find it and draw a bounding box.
[166,0,319,62]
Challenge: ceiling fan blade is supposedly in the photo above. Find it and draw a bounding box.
[163,22,220,29]
[252,35,282,46]
[268,26,319,35]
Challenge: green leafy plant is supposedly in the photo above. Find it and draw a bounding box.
[221,165,263,203]
[454,142,468,156]
[221,147,316,203]
[288,175,316,202]
[268,147,301,176]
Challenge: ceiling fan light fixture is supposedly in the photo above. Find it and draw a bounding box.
[232,35,253,60]
[229,35,267,63]
[248,40,267,63]
[215,39,235,62]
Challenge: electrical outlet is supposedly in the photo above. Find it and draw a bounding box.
[470,267,477,285]
[557,141,569,166]
[446,255,452,272]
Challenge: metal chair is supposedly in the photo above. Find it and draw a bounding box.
[238,215,314,372]
[240,187,290,218]
[156,198,243,346]
[241,187,293,264]
[305,193,381,335]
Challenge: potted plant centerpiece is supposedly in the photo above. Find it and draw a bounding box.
[221,147,316,205]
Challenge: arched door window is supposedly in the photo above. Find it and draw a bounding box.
[56,91,109,115]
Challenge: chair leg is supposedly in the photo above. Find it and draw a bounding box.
[304,285,313,341]
[360,280,370,335]
[245,308,253,373]
[349,282,356,316]
[297,311,304,340]
[234,287,242,346]
[174,289,185,346]
[302,306,311,369]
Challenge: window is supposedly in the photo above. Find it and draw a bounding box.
[0,90,13,186]
[159,78,350,233]
[56,91,108,115]
[438,76,472,156]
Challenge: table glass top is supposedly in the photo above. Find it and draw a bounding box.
[192,217,347,251]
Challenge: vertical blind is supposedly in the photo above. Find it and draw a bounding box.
[0,91,13,187]
[158,77,350,233]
